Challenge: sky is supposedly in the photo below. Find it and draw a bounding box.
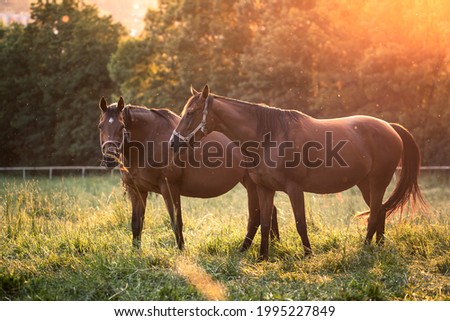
[0,0,159,36]
[87,0,158,36]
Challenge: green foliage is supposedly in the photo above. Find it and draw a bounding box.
[0,173,448,300]
[1,0,449,165]
[0,0,124,166]
[109,0,253,109]
[111,0,450,165]
[0,24,28,165]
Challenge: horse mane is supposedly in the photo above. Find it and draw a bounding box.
[122,104,180,128]
[213,95,307,137]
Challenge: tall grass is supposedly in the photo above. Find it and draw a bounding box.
[0,172,448,300]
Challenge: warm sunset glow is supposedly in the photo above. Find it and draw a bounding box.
[84,0,158,36]
[357,1,450,49]
[7,1,159,34]
[268,0,449,53]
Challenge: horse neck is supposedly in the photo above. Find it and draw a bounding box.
[124,106,178,141]
[122,107,178,168]
[211,97,260,142]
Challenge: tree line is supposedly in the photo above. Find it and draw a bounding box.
[1,0,449,166]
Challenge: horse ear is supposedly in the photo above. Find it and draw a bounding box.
[118,97,125,112]
[201,85,210,99]
[190,85,199,95]
[99,97,108,112]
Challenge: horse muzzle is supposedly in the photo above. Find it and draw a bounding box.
[101,142,120,168]
[102,155,119,168]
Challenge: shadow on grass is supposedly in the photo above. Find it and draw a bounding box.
[193,232,411,300]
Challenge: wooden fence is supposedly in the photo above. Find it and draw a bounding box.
[0,166,448,180]
[0,166,119,179]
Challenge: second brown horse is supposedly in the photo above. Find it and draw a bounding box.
[98,97,279,251]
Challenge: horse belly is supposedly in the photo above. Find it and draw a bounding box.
[300,166,366,194]
[180,166,243,198]
[179,132,245,198]
[298,141,372,193]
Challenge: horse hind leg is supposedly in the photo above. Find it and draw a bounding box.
[357,178,371,208]
[376,206,386,245]
[363,181,388,246]
[357,179,372,244]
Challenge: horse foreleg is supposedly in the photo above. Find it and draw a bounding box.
[240,179,261,252]
[241,177,280,252]
[256,185,275,261]
[161,182,184,250]
[270,206,280,242]
[129,189,148,249]
[288,189,312,257]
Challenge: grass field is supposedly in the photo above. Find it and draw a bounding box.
[1,172,449,301]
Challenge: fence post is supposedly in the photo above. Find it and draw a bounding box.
[82,167,85,178]
[49,168,53,180]
[23,168,26,180]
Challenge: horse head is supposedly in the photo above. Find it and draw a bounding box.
[169,85,212,152]
[98,96,125,168]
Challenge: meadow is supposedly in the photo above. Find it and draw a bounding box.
[0,171,449,301]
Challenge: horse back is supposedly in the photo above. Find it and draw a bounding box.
[276,115,404,193]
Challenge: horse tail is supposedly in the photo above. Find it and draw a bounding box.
[382,123,427,217]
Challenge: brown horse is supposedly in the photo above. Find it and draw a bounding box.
[98,97,279,251]
[170,85,426,260]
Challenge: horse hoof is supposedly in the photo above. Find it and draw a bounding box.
[240,244,251,252]
[257,255,269,262]
[303,246,313,258]
[132,239,141,249]
[376,237,385,246]
[270,236,281,243]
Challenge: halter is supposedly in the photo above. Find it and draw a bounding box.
[170,96,212,144]
[101,128,129,157]
[101,140,120,151]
